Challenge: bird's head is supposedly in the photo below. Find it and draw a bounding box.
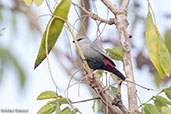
[73,36,91,46]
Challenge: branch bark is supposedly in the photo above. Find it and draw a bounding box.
[90,77,123,114]
[72,2,116,25]
[51,0,136,113]
[101,0,138,113]
[76,0,90,36]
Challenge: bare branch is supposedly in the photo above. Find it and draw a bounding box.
[112,80,128,114]
[90,77,121,114]
[101,0,118,15]
[76,0,90,36]
[121,0,130,10]
[100,0,138,113]
[72,2,116,25]
[66,97,100,104]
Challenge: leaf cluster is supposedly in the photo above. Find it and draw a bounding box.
[145,10,171,79]
[139,86,171,114]
[37,91,80,114]
[23,0,44,6]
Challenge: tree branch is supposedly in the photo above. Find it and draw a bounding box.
[121,0,130,10]
[101,0,118,15]
[75,0,90,36]
[113,80,128,114]
[72,2,116,25]
[101,0,138,113]
[90,77,122,114]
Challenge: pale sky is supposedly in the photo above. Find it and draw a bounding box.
[0,0,171,114]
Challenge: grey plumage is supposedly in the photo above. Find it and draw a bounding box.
[75,36,125,80]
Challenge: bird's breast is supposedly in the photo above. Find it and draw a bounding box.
[80,45,105,70]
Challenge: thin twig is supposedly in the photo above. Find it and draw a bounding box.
[138,89,164,108]
[66,70,80,108]
[136,92,142,107]
[72,2,116,25]
[117,80,129,113]
[125,79,153,91]
[68,97,100,104]
[45,0,52,14]
[72,15,88,34]
[45,16,58,90]
[78,76,87,96]
[55,97,100,105]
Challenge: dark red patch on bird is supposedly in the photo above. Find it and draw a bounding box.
[103,59,125,80]
[103,59,115,71]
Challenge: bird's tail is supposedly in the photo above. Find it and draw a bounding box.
[110,67,126,80]
[103,59,126,80]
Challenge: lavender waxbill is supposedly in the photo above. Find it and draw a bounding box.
[75,36,125,80]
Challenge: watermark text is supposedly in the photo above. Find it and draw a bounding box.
[1,108,29,113]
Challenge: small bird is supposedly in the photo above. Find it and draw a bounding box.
[75,36,125,80]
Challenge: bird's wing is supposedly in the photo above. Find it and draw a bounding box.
[91,39,116,66]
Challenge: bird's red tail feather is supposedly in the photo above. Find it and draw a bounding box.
[104,59,125,80]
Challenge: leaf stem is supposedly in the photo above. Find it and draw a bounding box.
[138,89,164,108]
[45,16,58,90]
[65,20,94,79]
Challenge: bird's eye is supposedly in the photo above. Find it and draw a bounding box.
[73,38,83,43]
[77,38,83,41]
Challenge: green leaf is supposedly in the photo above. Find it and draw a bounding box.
[139,112,143,114]
[58,98,71,104]
[139,108,145,114]
[47,100,57,105]
[71,108,80,114]
[62,107,71,114]
[95,70,104,79]
[37,91,57,100]
[145,11,165,79]
[161,106,171,114]
[97,100,103,113]
[165,87,171,100]
[158,38,171,76]
[37,103,56,114]
[156,96,171,105]
[23,0,33,6]
[34,0,71,69]
[144,104,159,114]
[92,93,98,112]
[56,101,61,114]
[164,30,171,55]
[92,98,95,112]
[34,0,44,6]
[111,86,117,99]
[154,96,171,111]
[110,73,118,83]
[106,46,123,61]
[153,73,162,88]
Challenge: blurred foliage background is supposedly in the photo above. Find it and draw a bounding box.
[0,0,171,113]
[0,0,170,88]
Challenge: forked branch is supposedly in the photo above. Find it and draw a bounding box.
[101,0,138,113]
